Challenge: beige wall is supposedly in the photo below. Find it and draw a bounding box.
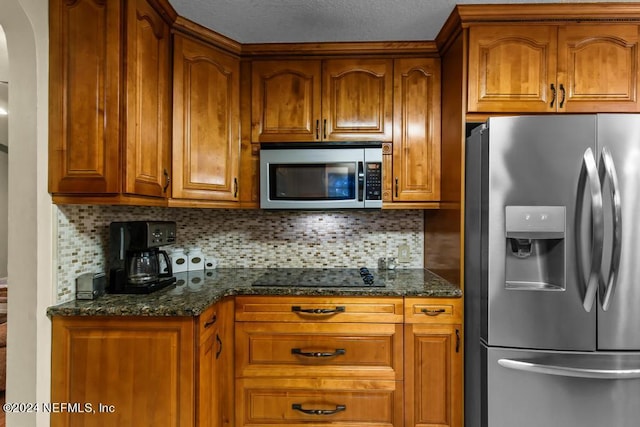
[0,26,7,278]
[1,1,53,426]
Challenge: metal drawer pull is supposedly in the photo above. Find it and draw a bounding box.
[291,348,346,358]
[203,314,217,328]
[291,306,346,314]
[421,308,446,316]
[215,334,222,359]
[292,403,346,415]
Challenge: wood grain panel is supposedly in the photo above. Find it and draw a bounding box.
[51,316,194,427]
[392,58,441,202]
[235,296,404,323]
[236,322,403,380]
[48,0,121,194]
[558,24,640,112]
[172,33,240,201]
[405,297,463,324]
[322,59,393,141]
[236,378,402,427]
[124,0,171,198]
[405,323,463,427]
[468,25,557,112]
[251,60,321,142]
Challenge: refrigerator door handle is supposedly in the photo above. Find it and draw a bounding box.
[576,147,604,312]
[598,147,622,311]
[498,358,640,380]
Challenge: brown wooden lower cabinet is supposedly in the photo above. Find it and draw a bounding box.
[50,316,196,427]
[50,295,462,427]
[50,300,234,427]
[404,297,463,427]
[405,323,463,427]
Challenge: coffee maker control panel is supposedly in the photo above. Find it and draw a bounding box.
[149,223,176,246]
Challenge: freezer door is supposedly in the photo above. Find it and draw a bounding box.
[484,115,597,350]
[597,114,640,350]
[485,345,640,427]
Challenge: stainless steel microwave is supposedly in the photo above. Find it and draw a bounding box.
[260,142,383,209]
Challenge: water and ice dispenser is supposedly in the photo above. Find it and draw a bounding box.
[505,206,566,291]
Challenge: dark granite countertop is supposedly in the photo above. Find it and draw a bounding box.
[47,268,461,317]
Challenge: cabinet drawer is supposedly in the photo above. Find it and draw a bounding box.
[236,322,403,380]
[404,297,462,324]
[236,378,402,427]
[235,296,404,323]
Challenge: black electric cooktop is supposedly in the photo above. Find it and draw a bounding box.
[251,268,384,288]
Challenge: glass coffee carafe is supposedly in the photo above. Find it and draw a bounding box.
[126,249,172,285]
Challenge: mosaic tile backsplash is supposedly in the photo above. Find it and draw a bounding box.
[55,205,424,303]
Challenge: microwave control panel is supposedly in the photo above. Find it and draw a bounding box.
[365,162,382,200]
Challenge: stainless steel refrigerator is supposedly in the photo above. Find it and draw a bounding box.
[465,115,640,427]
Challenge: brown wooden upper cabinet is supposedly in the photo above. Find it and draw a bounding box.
[468,24,640,113]
[251,59,393,142]
[171,33,240,205]
[49,0,173,204]
[390,58,441,204]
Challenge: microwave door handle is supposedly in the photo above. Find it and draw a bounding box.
[358,162,364,202]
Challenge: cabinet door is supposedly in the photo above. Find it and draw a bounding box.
[391,58,441,203]
[51,316,195,427]
[198,299,235,427]
[558,24,640,112]
[468,25,558,113]
[198,304,221,427]
[123,0,171,198]
[48,0,121,194]
[405,323,462,427]
[172,34,240,202]
[251,60,321,142]
[322,59,393,141]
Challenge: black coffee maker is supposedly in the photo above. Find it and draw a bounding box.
[108,221,177,294]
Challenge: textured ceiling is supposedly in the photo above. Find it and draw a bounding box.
[168,0,636,43]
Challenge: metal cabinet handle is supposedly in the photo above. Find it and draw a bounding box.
[421,308,446,316]
[291,306,346,315]
[559,83,566,108]
[291,348,346,358]
[315,120,320,140]
[395,177,399,198]
[498,358,640,380]
[215,334,222,359]
[203,314,217,328]
[598,147,622,311]
[292,403,346,415]
[550,83,557,108]
[456,329,460,353]
[576,147,604,312]
[163,168,171,193]
[233,177,238,198]
[323,119,327,139]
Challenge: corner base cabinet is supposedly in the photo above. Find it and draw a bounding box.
[50,300,234,427]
